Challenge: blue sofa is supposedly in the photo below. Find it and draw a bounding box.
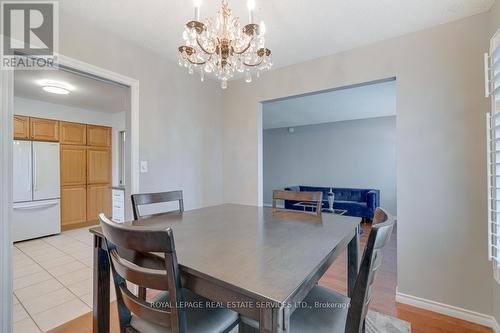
[284,186,380,221]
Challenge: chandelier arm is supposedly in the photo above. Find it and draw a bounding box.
[233,39,253,55]
[186,54,212,65]
[196,37,217,55]
[242,57,264,67]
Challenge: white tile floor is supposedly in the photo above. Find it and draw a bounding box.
[12,226,116,333]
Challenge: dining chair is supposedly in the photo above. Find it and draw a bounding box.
[131,190,184,301]
[98,213,239,333]
[289,207,395,333]
[131,190,184,220]
[241,207,395,333]
[272,189,323,220]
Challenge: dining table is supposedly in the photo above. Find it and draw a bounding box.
[90,203,361,333]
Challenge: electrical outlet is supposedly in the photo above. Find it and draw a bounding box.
[140,161,148,173]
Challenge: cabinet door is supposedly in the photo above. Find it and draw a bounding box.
[60,122,86,145]
[61,185,87,227]
[30,117,59,142]
[87,147,111,184]
[87,185,111,222]
[87,125,111,147]
[61,145,86,186]
[14,115,30,140]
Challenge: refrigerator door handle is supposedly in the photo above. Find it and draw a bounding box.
[13,201,59,210]
[33,146,37,192]
[28,149,32,194]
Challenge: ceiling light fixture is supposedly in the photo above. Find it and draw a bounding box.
[178,0,273,89]
[36,80,75,95]
[42,86,70,95]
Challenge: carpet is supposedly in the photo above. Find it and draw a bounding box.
[366,310,412,333]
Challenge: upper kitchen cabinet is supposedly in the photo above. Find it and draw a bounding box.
[87,125,111,147]
[60,122,87,145]
[14,115,30,140]
[30,117,59,142]
[61,145,87,186]
[87,147,111,184]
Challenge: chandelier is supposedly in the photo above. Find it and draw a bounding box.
[177,0,272,89]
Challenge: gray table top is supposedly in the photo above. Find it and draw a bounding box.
[91,203,360,304]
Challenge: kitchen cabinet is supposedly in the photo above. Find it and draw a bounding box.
[87,125,111,147]
[87,147,112,184]
[14,115,30,140]
[60,122,86,145]
[87,184,111,222]
[61,185,87,229]
[30,117,59,142]
[60,145,87,186]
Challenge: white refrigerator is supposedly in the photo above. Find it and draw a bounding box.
[13,140,61,242]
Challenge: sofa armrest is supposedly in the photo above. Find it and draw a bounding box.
[285,186,300,192]
[366,190,380,212]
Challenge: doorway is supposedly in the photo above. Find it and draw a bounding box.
[1,54,140,332]
[260,78,399,316]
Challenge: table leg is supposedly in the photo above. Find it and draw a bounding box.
[347,224,360,297]
[93,235,110,333]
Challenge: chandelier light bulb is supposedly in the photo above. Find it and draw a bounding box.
[247,0,255,11]
[247,0,255,23]
[193,0,201,20]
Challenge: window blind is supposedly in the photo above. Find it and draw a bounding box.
[486,29,500,283]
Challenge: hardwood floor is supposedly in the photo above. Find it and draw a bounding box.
[320,223,492,333]
[50,223,492,333]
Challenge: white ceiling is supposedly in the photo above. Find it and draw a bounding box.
[262,80,396,129]
[60,0,494,70]
[14,69,130,113]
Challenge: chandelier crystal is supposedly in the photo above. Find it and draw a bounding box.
[177,0,273,89]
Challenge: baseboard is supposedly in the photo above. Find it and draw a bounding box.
[493,319,500,333]
[396,291,500,331]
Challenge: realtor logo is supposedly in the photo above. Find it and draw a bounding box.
[1,1,58,69]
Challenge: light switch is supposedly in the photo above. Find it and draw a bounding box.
[140,161,148,173]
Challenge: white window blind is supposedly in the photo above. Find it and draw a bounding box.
[486,29,500,284]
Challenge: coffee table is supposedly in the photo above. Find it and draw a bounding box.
[293,201,347,215]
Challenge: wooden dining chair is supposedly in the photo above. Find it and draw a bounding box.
[131,190,184,220]
[240,207,395,333]
[272,189,323,220]
[131,190,184,300]
[98,213,239,333]
[289,207,395,333]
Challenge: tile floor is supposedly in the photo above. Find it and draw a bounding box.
[12,226,116,333]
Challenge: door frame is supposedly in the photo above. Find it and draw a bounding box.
[0,69,14,333]
[0,55,140,333]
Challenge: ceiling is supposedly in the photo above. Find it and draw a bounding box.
[60,0,494,70]
[262,80,396,129]
[14,69,130,113]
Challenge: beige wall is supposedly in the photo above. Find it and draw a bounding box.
[58,12,224,212]
[223,12,492,315]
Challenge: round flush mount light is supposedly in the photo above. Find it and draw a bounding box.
[42,86,70,94]
[36,80,75,95]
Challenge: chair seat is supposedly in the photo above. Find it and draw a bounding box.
[130,289,238,333]
[289,285,350,333]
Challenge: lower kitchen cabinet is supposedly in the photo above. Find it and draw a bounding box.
[87,184,112,222]
[61,185,87,229]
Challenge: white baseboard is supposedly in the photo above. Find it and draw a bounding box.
[396,291,500,332]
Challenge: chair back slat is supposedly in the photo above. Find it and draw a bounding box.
[345,207,395,333]
[272,190,323,220]
[99,213,186,333]
[110,250,169,290]
[119,284,172,328]
[132,190,184,220]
